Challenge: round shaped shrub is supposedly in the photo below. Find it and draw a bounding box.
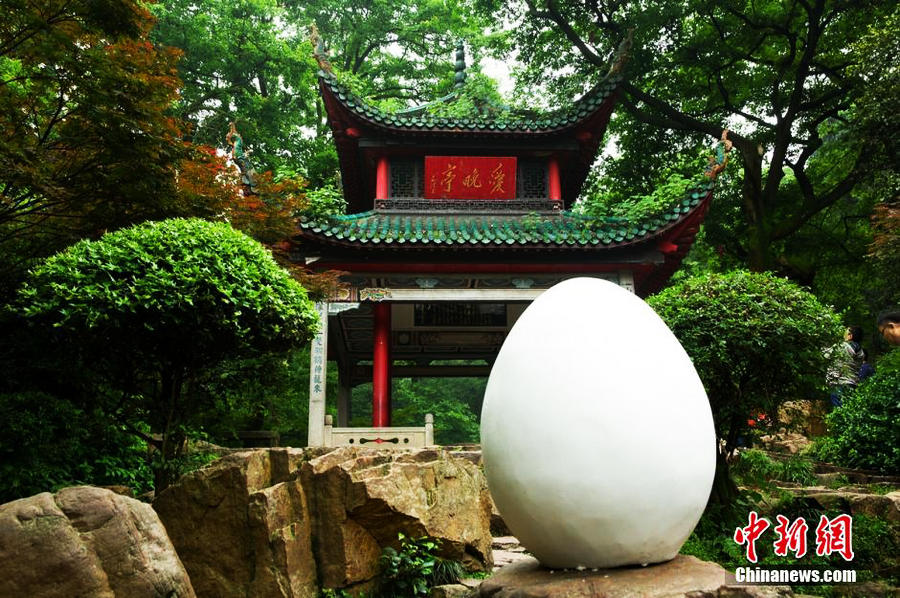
[17,218,318,366]
[647,270,843,452]
[815,350,900,474]
[14,218,319,489]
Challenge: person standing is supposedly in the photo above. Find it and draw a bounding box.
[826,326,864,407]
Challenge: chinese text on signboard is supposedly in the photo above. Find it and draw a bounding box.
[424,156,517,200]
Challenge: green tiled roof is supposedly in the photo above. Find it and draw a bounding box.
[299,183,714,248]
[319,70,621,133]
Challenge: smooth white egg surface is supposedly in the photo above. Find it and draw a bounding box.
[481,277,715,569]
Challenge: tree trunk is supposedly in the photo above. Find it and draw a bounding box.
[739,147,774,272]
[709,447,740,507]
[153,369,184,493]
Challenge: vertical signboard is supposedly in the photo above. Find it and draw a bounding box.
[307,302,328,446]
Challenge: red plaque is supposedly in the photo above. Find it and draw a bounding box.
[424,156,517,200]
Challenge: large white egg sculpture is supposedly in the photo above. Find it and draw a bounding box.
[481,277,715,569]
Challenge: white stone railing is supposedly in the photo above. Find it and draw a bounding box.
[323,414,434,448]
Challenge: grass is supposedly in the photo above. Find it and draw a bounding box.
[732,449,817,488]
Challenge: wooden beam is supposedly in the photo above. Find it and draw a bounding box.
[354,365,491,380]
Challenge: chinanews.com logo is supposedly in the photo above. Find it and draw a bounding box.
[730,511,858,585]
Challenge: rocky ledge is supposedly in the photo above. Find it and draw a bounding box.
[153,446,493,597]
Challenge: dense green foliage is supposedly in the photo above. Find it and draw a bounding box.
[11,218,318,489]
[731,450,817,488]
[17,219,317,357]
[814,350,900,474]
[349,373,484,445]
[0,0,200,298]
[150,0,319,174]
[150,0,492,181]
[578,171,698,223]
[0,392,153,502]
[648,271,842,453]
[201,347,339,447]
[302,184,348,221]
[648,271,842,503]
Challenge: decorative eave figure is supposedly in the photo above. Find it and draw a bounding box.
[226,122,258,195]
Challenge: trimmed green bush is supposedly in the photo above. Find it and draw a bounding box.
[14,218,318,489]
[814,349,900,474]
[648,271,842,454]
[648,270,842,503]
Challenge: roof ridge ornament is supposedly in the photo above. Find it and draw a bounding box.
[454,40,467,88]
[705,129,733,179]
[310,23,333,73]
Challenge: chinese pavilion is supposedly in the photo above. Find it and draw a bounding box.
[295,43,727,446]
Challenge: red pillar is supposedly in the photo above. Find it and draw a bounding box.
[376,156,389,200]
[548,157,561,201]
[372,302,391,427]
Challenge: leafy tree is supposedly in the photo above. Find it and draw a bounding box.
[349,374,485,445]
[150,0,319,174]
[151,0,494,181]
[852,9,900,308]
[647,270,843,504]
[0,0,218,297]
[480,0,893,274]
[13,218,318,490]
[392,378,482,445]
[295,0,492,105]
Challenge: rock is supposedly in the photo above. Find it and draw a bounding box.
[850,492,900,523]
[811,463,900,486]
[155,446,492,596]
[489,495,511,537]
[833,581,900,598]
[491,536,531,571]
[98,484,134,497]
[153,448,318,598]
[0,486,194,598]
[777,400,827,438]
[431,584,473,598]
[687,586,795,597]
[473,555,797,598]
[301,446,493,589]
[759,431,811,455]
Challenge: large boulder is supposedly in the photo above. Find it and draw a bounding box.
[154,447,492,596]
[153,448,319,598]
[300,447,493,590]
[0,486,194,598]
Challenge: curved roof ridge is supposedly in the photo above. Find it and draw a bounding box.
[318,69,623,132]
